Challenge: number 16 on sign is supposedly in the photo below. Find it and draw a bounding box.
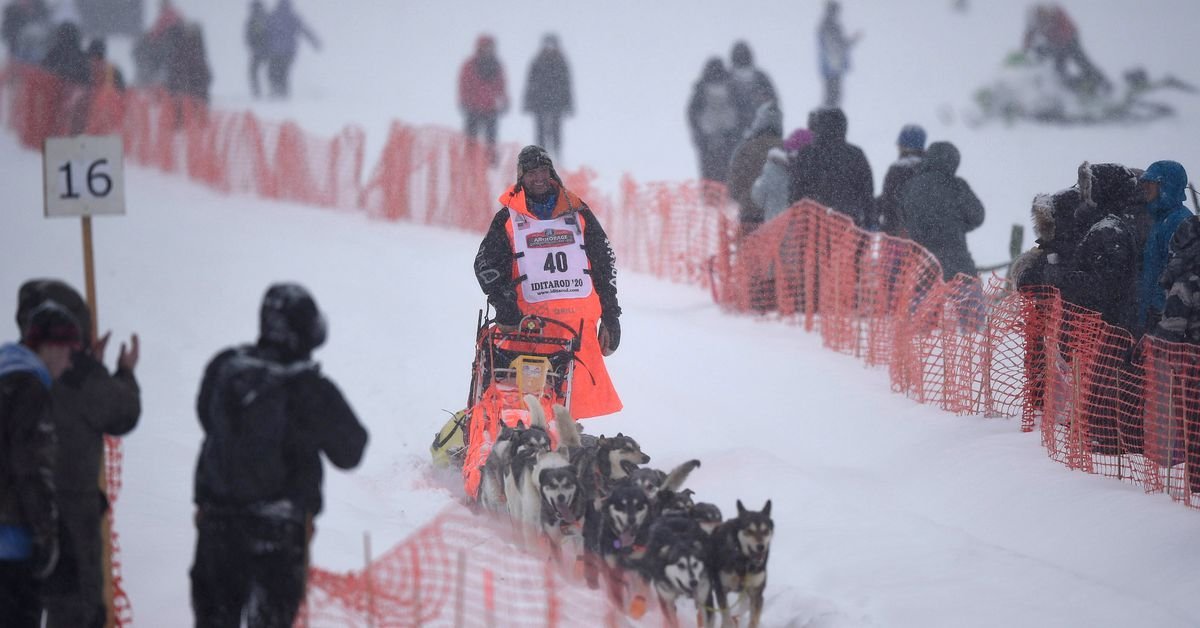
[42,134,126,339]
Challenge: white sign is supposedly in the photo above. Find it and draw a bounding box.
[43,135,126,217]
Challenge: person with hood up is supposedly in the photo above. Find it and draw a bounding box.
[727,100,783,235]
[817,1,861,108]
[190,283,368,627]
[1135,160,1194,336]
[263,0,319,99]
[522,33,573,160]
[752,127,812,224]
[899,141,985,281]
[727,40,779,139]
[459,34,508,166]
[686,57,739,187]
[0,301,81,627]
[1152,214,1200,495]
[872,124,926,236]
[16,280,141,628]
[474,145,622,420]
[787,106,873,228]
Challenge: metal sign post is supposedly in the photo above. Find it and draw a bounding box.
[42,134,126,628]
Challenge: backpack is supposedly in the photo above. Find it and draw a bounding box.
[198,349,313,505]
[696,82,738,136]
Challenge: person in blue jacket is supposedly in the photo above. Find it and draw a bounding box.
[1135,160,1194,335]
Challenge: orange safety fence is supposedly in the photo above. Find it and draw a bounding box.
[297,507,698,628]
[4,62,1200,627]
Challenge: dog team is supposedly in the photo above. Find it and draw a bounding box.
[476,395,774,627]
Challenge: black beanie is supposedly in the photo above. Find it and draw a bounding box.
[515,145,562,188]
[22,301,83,350]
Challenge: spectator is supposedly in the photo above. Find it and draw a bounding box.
[190,283,368,627]
[900,141,985,281]
[458,34,508,166]
[727,41,779,139]
[787,107,873,227]
[245,0,268,98]
[41,21,88,85]
[1156,216,1200,343]
[816,1,860,107]
[1152,215,1200,495]
[727,100,783,236]
[1055,163,1143,330]
[474,145,622,419]
[1135,160,1193,336]
[522,33,573,160]
[15,281,141,628]
[752,127,812,223]
[165,23,211,127]
[686,57,739,187]
[263,0,319,99]
[2,0,50,62]
[132,0,183,86]
[0,301,82,628]
[872,124,926,236]
[86,39,126,92]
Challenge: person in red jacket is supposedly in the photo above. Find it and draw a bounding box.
[458,34,508,166]
[474,145,622,419]
[1021,3,1109,96]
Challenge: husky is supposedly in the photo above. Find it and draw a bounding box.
[532,404,585,562]
[630,459,701,518]
[502,396,553,540]
[591,478,652,606]
[709,500,773,628]
[478,425,519,513]
[565,432,651,588]
[638,515,714,628]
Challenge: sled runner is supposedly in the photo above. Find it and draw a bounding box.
[430,311,582,498]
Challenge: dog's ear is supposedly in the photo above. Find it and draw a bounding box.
[616,432,624,438]
[762,500,772,517]
[736,500,746,517]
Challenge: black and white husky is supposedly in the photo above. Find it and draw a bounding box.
[502,396,554,542]
[639,515,714,628]
[533,404,585,562]
[709,500,773,628]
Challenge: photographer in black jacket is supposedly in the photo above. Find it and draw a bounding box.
[190,283,367,627]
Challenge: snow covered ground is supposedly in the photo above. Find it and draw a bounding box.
[2,0,1200,626]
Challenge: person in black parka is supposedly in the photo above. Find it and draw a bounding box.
[190,283,367,628]
[16,280,141,628]
[787,106,873,227]
[687,57,740,186]
[727,40,779,140]
[523,33,573,160]
[899,140,985,281]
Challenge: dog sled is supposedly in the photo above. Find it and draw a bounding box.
[430,310,583,498]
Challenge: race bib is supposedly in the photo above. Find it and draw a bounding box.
[512,211,594,304]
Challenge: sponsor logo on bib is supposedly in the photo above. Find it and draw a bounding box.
[527,229,576,248]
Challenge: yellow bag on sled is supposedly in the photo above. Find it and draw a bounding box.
[430,409,468,468]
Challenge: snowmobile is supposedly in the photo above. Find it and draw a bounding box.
[970,51,1194,126]
[430,310,582,498]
